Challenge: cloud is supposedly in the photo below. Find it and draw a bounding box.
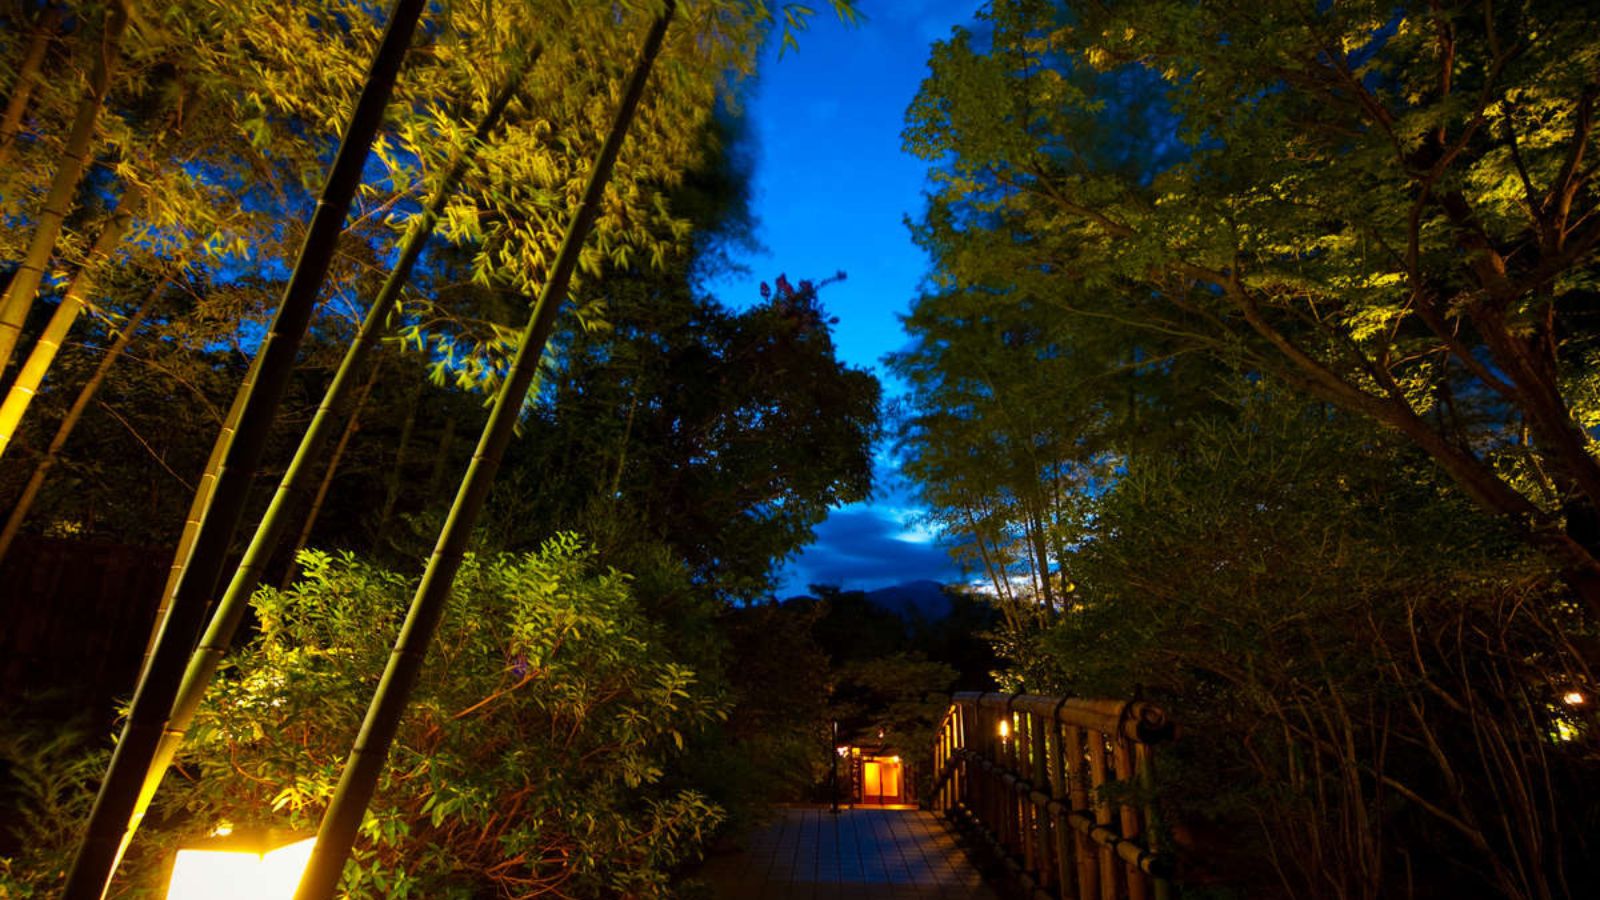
[775,506,966,596]
[772,459,966,596]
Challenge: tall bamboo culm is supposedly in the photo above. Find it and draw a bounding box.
[292,9,675,897]
[931,692,1176,900]
[0,185,147,460]
[0,289,155,562]
[0,5,63,167]
[0,1,127,373]
[105,64,533,867]
[59,3,428,896]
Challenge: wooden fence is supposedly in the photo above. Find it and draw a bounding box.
[932,692,1175,900]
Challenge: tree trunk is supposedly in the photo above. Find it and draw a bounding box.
[281,363,380,587]
[61,3,427,895]
[0,293,153,564]
[0,185,146,460]
[0,5,62,167]
[293,12,673,897]
[0,1,127,374]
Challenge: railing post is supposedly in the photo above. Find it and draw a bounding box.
[1089,730,1118,899]
[1018,703,1035,878]
[1066,724,1097,900]
[1114,727,1147,900]
[1028,703,1050,892]
[1138,743,1171,900]
[1047,701,1076,899]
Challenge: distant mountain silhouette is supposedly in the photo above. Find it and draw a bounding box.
[866,580,950,621]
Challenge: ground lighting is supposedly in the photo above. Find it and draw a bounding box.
[165,828,315,900]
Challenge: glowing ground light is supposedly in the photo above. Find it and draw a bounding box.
[1563,691,1586,707]
[166,829,315,900]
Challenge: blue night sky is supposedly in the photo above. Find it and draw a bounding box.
[708,2,983,597]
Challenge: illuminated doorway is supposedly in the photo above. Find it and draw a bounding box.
[860,756,903,804]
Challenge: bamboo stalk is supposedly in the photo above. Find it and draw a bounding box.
[0,5,62,167]
[0,185,147,460]
[59,3,427,895]
[141,347,259,671]
[0,290,155,563]
[280,361,381,587]
[374,375,424,545]
[0,1,128,373]
[293,10,673,898]
[108,57,532,862]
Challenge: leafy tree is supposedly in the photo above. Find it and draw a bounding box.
[1045,391,1598,899]
[905,0,1600,619]
[496,269,881,599]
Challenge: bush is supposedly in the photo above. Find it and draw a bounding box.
[142,535,724,898]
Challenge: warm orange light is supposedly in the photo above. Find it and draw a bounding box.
[167,830,315,900]
[1564,691,1587,707]
[836,745,850,757]
[998,718,1011,741]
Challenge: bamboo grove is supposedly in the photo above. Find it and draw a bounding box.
[895,1,1599,897]
[1,0,874,896]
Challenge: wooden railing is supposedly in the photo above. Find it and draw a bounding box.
[932,692,1175,900]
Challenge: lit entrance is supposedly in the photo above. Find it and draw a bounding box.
[860,756,903,805]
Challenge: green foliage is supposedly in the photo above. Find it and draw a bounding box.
[139,538,725,898]
[491,269,880,598]
[1046,393,1600,897]
[0,719,109,897]
[904,0,1600,601]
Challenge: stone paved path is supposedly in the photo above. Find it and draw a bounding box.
[700,807,998,899]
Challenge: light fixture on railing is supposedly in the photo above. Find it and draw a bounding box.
[166,827,315,900]
[998,718,1011,741]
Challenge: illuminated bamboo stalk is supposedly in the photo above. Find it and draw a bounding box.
[0,185,146,460]
[104,51,533,884]
[294,11,673,897]
[0,5,62,167]
[60,4,427,895]
[0,1,128,373]
[0,288,155,564]
[141,348,259,670]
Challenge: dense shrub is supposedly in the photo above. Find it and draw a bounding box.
[135,536,724,898]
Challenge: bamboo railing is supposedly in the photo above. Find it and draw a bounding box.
[932,692,1175,900]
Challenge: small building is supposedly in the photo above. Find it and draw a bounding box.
[836,743,916,807]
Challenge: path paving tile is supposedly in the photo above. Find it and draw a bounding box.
[700,807,997,900]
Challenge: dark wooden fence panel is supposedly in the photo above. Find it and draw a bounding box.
[1,536,168,716]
